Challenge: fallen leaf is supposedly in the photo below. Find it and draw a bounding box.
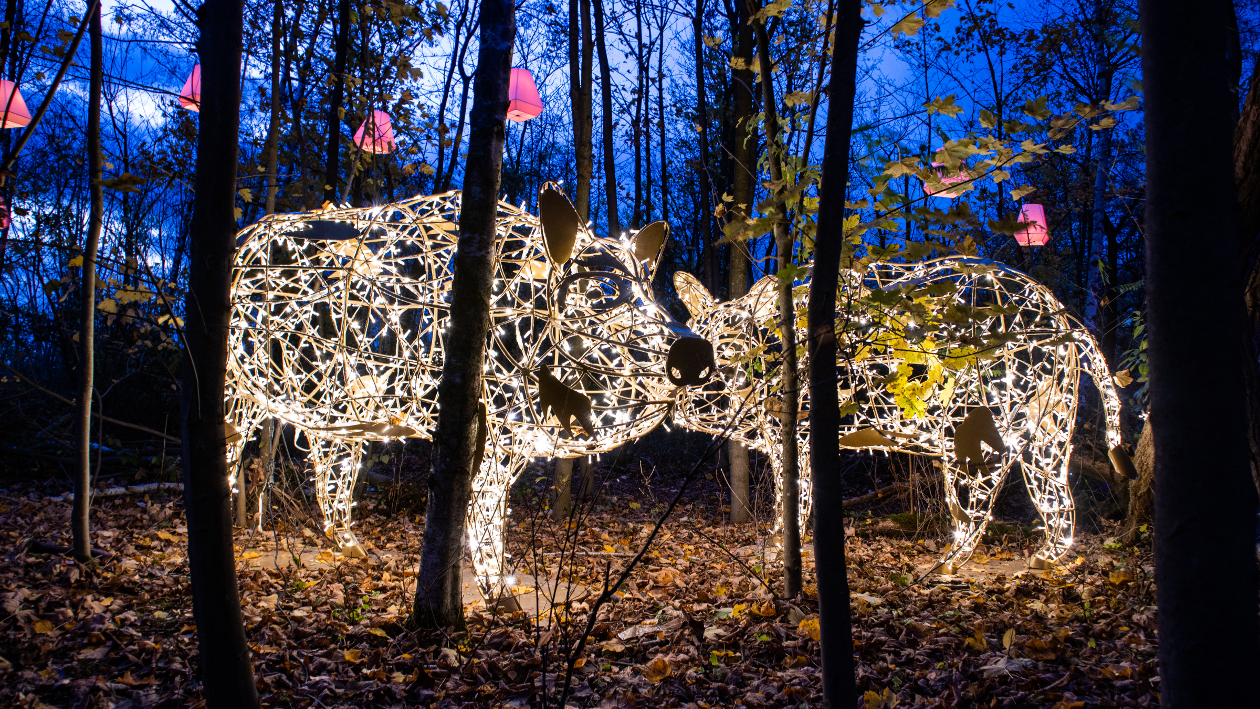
[798,617,821,642]
[344,648,362,663]
[32,620,53,634]
[643,656,672,681]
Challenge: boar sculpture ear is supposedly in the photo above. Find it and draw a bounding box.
[538,184,580,264]
[633,221,669,279]
[673,271,715,323]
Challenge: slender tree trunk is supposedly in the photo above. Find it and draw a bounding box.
[1083,69,1114,333]
[413,0,514,629]
[752,4,800,598]
[594,0,619,236]
[322,0,351,204]
[808,0,862,703]
[693,0,715,292]
[433,0,471,192]
[263,0,282,215]
[726,0,756,522]
[441,69,473,193]
[656,21,667,223]
[72,4,104,562]
[632,0,643,227]
[1141,0,1260,704]
[569,0,593,218]
[183,0,259,705]
[579,455,595,496]
[553,458,574,520]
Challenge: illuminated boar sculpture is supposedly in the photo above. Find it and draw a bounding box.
[673,257,1134,572]
[225,186,714,587]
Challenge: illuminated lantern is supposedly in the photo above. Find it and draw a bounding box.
[0,200,9,229]
[352,110,396,154]
[1014,203,1051,247]
[0,80,32,129]
[922,161,970,199]
[179,65,201,111]
[506,68,543,122]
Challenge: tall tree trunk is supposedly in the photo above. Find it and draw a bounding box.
[73,3,104,562]
[726,0,756,522]
[752,4,799,598]
[1083,70,1114,334]
[594,0,619,236]
[569,0,593,218]
[322,0,351,205]
[632,0,645,227]
[553,458,574,520]
[693,0,714,291]
[440,69,473,192]
[1231,49,1260,496]
[183,0,259,705]
[413,0,514,629]
[263,0,282,215]
[656,21,667,223]
[1141,0,1260,704]
[808,0,862,703]
[433,0,471,192]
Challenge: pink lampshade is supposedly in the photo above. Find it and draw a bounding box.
[0,80,32,129]
[179,65,201,111]
[0,199,9,229]
[353,110,396,154]
[1014,203,1051,247]
[922,161,969,199]
[506,68,543,122]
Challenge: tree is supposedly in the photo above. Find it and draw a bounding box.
[322,0,352,205]
[72,1,104,562]
[181,0,260,704]
[594,0,619,236]
[413,0,515,628]
[809,0,862,703]
[1140,0,1260,704]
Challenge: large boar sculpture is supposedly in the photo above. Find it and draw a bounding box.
[673,257,1135,573]
[225,185,714,587]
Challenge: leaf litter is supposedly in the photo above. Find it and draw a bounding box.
[0,482,1158,707]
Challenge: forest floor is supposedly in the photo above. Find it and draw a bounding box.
[0,445,1159,709]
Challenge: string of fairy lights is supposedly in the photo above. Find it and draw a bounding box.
[226,186,712,589]
[673,256,1127,572]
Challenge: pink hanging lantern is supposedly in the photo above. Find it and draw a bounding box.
[506,68,543,122]
[179,65,201,111]
[921,161,970,199]
[353,110,396,154]
[1014,203,1051,247]
[0,80,32,129]
[0,200,9,229]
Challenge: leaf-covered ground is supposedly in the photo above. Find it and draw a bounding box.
[0,470,1158,709]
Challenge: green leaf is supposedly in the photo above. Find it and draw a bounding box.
[1103,96,1140,112]
[1022,96,1051,120]
[978,109,997,129]
[95,173,146,193]
[1010,185,1036,200]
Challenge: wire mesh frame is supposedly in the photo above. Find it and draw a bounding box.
[226,189,707,587]
[673,256,1124,571]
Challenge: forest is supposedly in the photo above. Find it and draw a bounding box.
[0,0,1257,706]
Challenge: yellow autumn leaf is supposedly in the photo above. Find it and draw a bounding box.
[643,656,672,682]
[344,648,362,663]
[157,531,177,541]
[369,628,389,638]
[96,299,118,313]
[798,617,821,642]
[33,619,54,634]
[890,13,925,36]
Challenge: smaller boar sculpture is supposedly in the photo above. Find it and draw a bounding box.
[672,256,1135,573]
[226,185,715,589]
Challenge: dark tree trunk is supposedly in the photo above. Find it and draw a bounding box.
[693,0,714,292]
[73,4,104,561]
[569,0,593,219]
[413,0,514,629]
[1232,52,1260,495]
[594,0,619,236]
[1141,0,1260,704]
[182,0,259,705]
[807,0,862,703]
[656,21,667,223]
[726,0,756,523]
[322,0,351,204]
[752,1,800,598]
[263,0,282,215]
